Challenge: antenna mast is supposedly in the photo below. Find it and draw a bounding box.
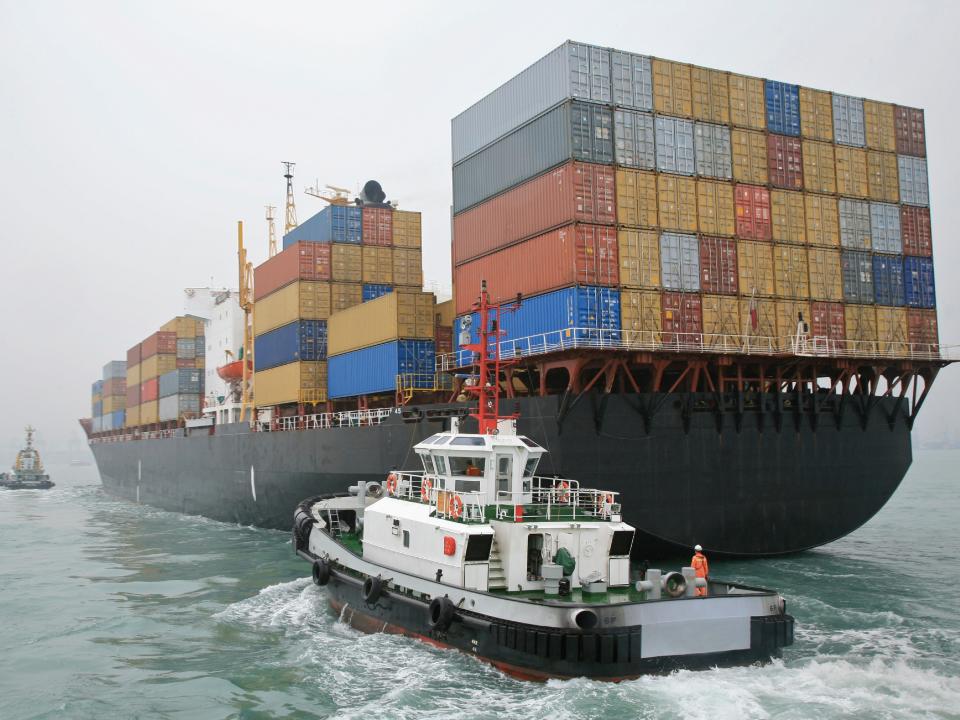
[265,205,277,258]
[282,161,297,234]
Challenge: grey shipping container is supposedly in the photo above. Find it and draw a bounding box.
[176,338,196,359]
[158,393,202,422]
[655,116,695,175]
[870,202,903,254]
[839,198,872,250]
[614,109,656,169]
[611,50,653,111]
[841,250,875,303]
[159,368,202,398]
[898,155,930,206]
[102,360,126,381]
[451,41,610,164]
[660,232,701,291]
[832,94,866,147]
[694,122,733,179]
[452,100,612,214]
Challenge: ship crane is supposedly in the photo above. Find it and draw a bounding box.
[237,221,254,422]
[305,182,352,205]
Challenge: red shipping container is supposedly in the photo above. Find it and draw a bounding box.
[362,207,393,246]
[452,161,616,265]
[907,309,938,350]
[894,106,926,157]
[435,325,453,354]
[141,332,177,360]
[126,384,140,408]
[176,358,197,369]
[767,134,803,190]
[453,224,619,315]
[661,292,703,346]
[735,184,772,241]
[900,206,932,257]
[254,242,332,300]
[699,236,739,294]
[140,378,159,403]
[103,377,127,397]
[127,343,141,368]
[810,301,846,341]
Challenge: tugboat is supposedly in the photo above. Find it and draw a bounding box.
[293,284,794,680]
[1,426,54,490]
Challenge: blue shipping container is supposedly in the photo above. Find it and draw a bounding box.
[102,410,125,431]
[872,255,905,307]
[102,361,126,381]
[159,368,203,398]
[282,205,362,248]
[93,400,103,416]
[328,340,435,398]
[91,380,104,396]
[765,81,801,136]
[254,320,328,371]
[903,257,936,308]
[362,284,394,302]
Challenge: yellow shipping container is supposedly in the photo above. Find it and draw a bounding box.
[159,315,204,338]
[140,400,159,425]
[126,362,141,387]
[140,353,176,380]
[102,395,125,414]
[327,289,435,356]
[254,361,328,407]
[866,151,900,203]
[691,66,729,123]
[701,294,741,349]
[773,244,810,299]
[771,190,806,244]
[799,87,833,141]
[393,247,423,288]
[392,210,422,248]
[876,307,908,355]
[739,297,777,342]
[737,240,775,297]
[615,168,658,227]
[330,282,362,313]
[802,140,836,194]
[807,248,844,301]
[652,58,692,116]
[618,229,661,289]
[332,244,362,282]
[436,299,455,328]
[863,100,896,152]
[728,74,766,130]
[845,305,878,348]
[254,281,332,335]
[362,246,394,284]
[731,129,768,185]
[696,179,735,236]
[804,194,840,247]
[125,404,140,428]
[835,146,869,198]
[775,300,812,349]
[620,289,661,335]
[657,174,697,231]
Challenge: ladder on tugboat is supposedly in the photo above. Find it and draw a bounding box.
[326,508,345,536]
[488,537,506,590]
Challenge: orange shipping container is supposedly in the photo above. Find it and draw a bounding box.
[804,194,840,247]
[876,307,908,355]
[737,240,775,297]
[125,404,141,428]
[617,229,661,289]
[331,244,362,282]
[362,246,394,284]
[696,179,735,236]
[140,400,159,425]
[392,247,423,288]
[728,74,766,130]
[691,66,729,123]
[652,59,692,116]
[392,210,422,248]
[657,174,697,231]
[330,282,362,313]
[799,87,833,141]
[866,151,900,203]
[863,100,897,152]
[802,140,836,194]
[835,146,869,198]
[254,281,332,334]
[701,294,741,349]
[731,129,768,184]
[453,225,618,315]
[773,244,810,299]
[845,305,878,350]
[616,168,658,227]
[771,190,806,244]
[620,289,662,336]
[807,247,843,301]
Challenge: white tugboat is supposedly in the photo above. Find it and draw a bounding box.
[293,284,794,680]
[1,426,54,490]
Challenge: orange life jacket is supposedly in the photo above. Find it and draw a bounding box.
[691,552,709,577]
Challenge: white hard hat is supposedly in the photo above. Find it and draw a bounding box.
[694,544,702,552]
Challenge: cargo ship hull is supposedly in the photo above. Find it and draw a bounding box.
[89,392,911,557]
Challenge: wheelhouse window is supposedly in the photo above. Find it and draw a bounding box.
[448,456,486,476]
[450,436,486,447]
[523,457,540,478]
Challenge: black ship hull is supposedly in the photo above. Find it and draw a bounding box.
[89,392,912,557]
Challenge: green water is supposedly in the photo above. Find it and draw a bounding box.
[1,452,958,719]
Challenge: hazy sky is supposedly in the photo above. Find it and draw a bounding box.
[1,0,957,452]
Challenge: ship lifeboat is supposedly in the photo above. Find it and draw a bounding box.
[217,359,251,381]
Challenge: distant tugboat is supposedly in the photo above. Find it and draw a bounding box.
[293,284,794,680]
[0,426,54,490]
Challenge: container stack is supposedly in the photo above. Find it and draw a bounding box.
[451,41,937,356]
[101,361,127,431]
[253,196,424,407]
[91,380,104,433]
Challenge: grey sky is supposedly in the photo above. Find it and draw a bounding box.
[1,0,957,453]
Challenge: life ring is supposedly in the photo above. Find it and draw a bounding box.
[362,575,384,604]
[596,492,615,511]
[449,494,464,520]
[428,596,456,632]
[554,480,571,503]
[312,559,330,587]
[420,477,433,502]
[386,472,398,496]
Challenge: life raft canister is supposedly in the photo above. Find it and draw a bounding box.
[386,472,398,496]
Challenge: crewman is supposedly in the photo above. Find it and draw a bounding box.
[691,544,709,597]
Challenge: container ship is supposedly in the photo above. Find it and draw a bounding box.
[83,41,950,557]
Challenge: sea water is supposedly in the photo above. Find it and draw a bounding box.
[0,452,958,719]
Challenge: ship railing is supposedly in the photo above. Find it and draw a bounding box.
[89,429,180,444]
[258,408,395,432]
[437,328,951,370]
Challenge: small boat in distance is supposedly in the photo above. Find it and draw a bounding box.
[1,426,54,490]
[293,284,794,680]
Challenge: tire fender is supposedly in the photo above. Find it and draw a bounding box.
[312,560,330,587]
[428,596,456,632]
[362,575,385,604]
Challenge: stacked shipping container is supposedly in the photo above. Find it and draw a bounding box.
[451,41,937,356]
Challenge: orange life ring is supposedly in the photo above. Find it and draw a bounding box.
[554,480,570,503]
[596,492,615,510]
[420,477,433,502]
[449,494,464,520]
[386,473,398,496]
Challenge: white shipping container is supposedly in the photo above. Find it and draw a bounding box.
[694,122,733,179]
[898,156,929,206]
[611,50,653,110]
[869,202,903,254]
[614,109,656,169]
[660,233,701,291]
[655,116,695,175]
[833,94,866,147]
[839,198,872,250]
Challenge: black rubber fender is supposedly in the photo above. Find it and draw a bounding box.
[428,596,456,632]
[312,560,330,587]
[362,575,385,603]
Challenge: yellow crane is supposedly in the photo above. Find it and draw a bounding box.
[265,205,277,258]
[237,221,255,421]
[305,182,352,205]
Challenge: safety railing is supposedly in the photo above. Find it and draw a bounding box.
[395,373,455,404]
[258,407,396,432]
[437,328,952,371]
[89,428,180,444]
